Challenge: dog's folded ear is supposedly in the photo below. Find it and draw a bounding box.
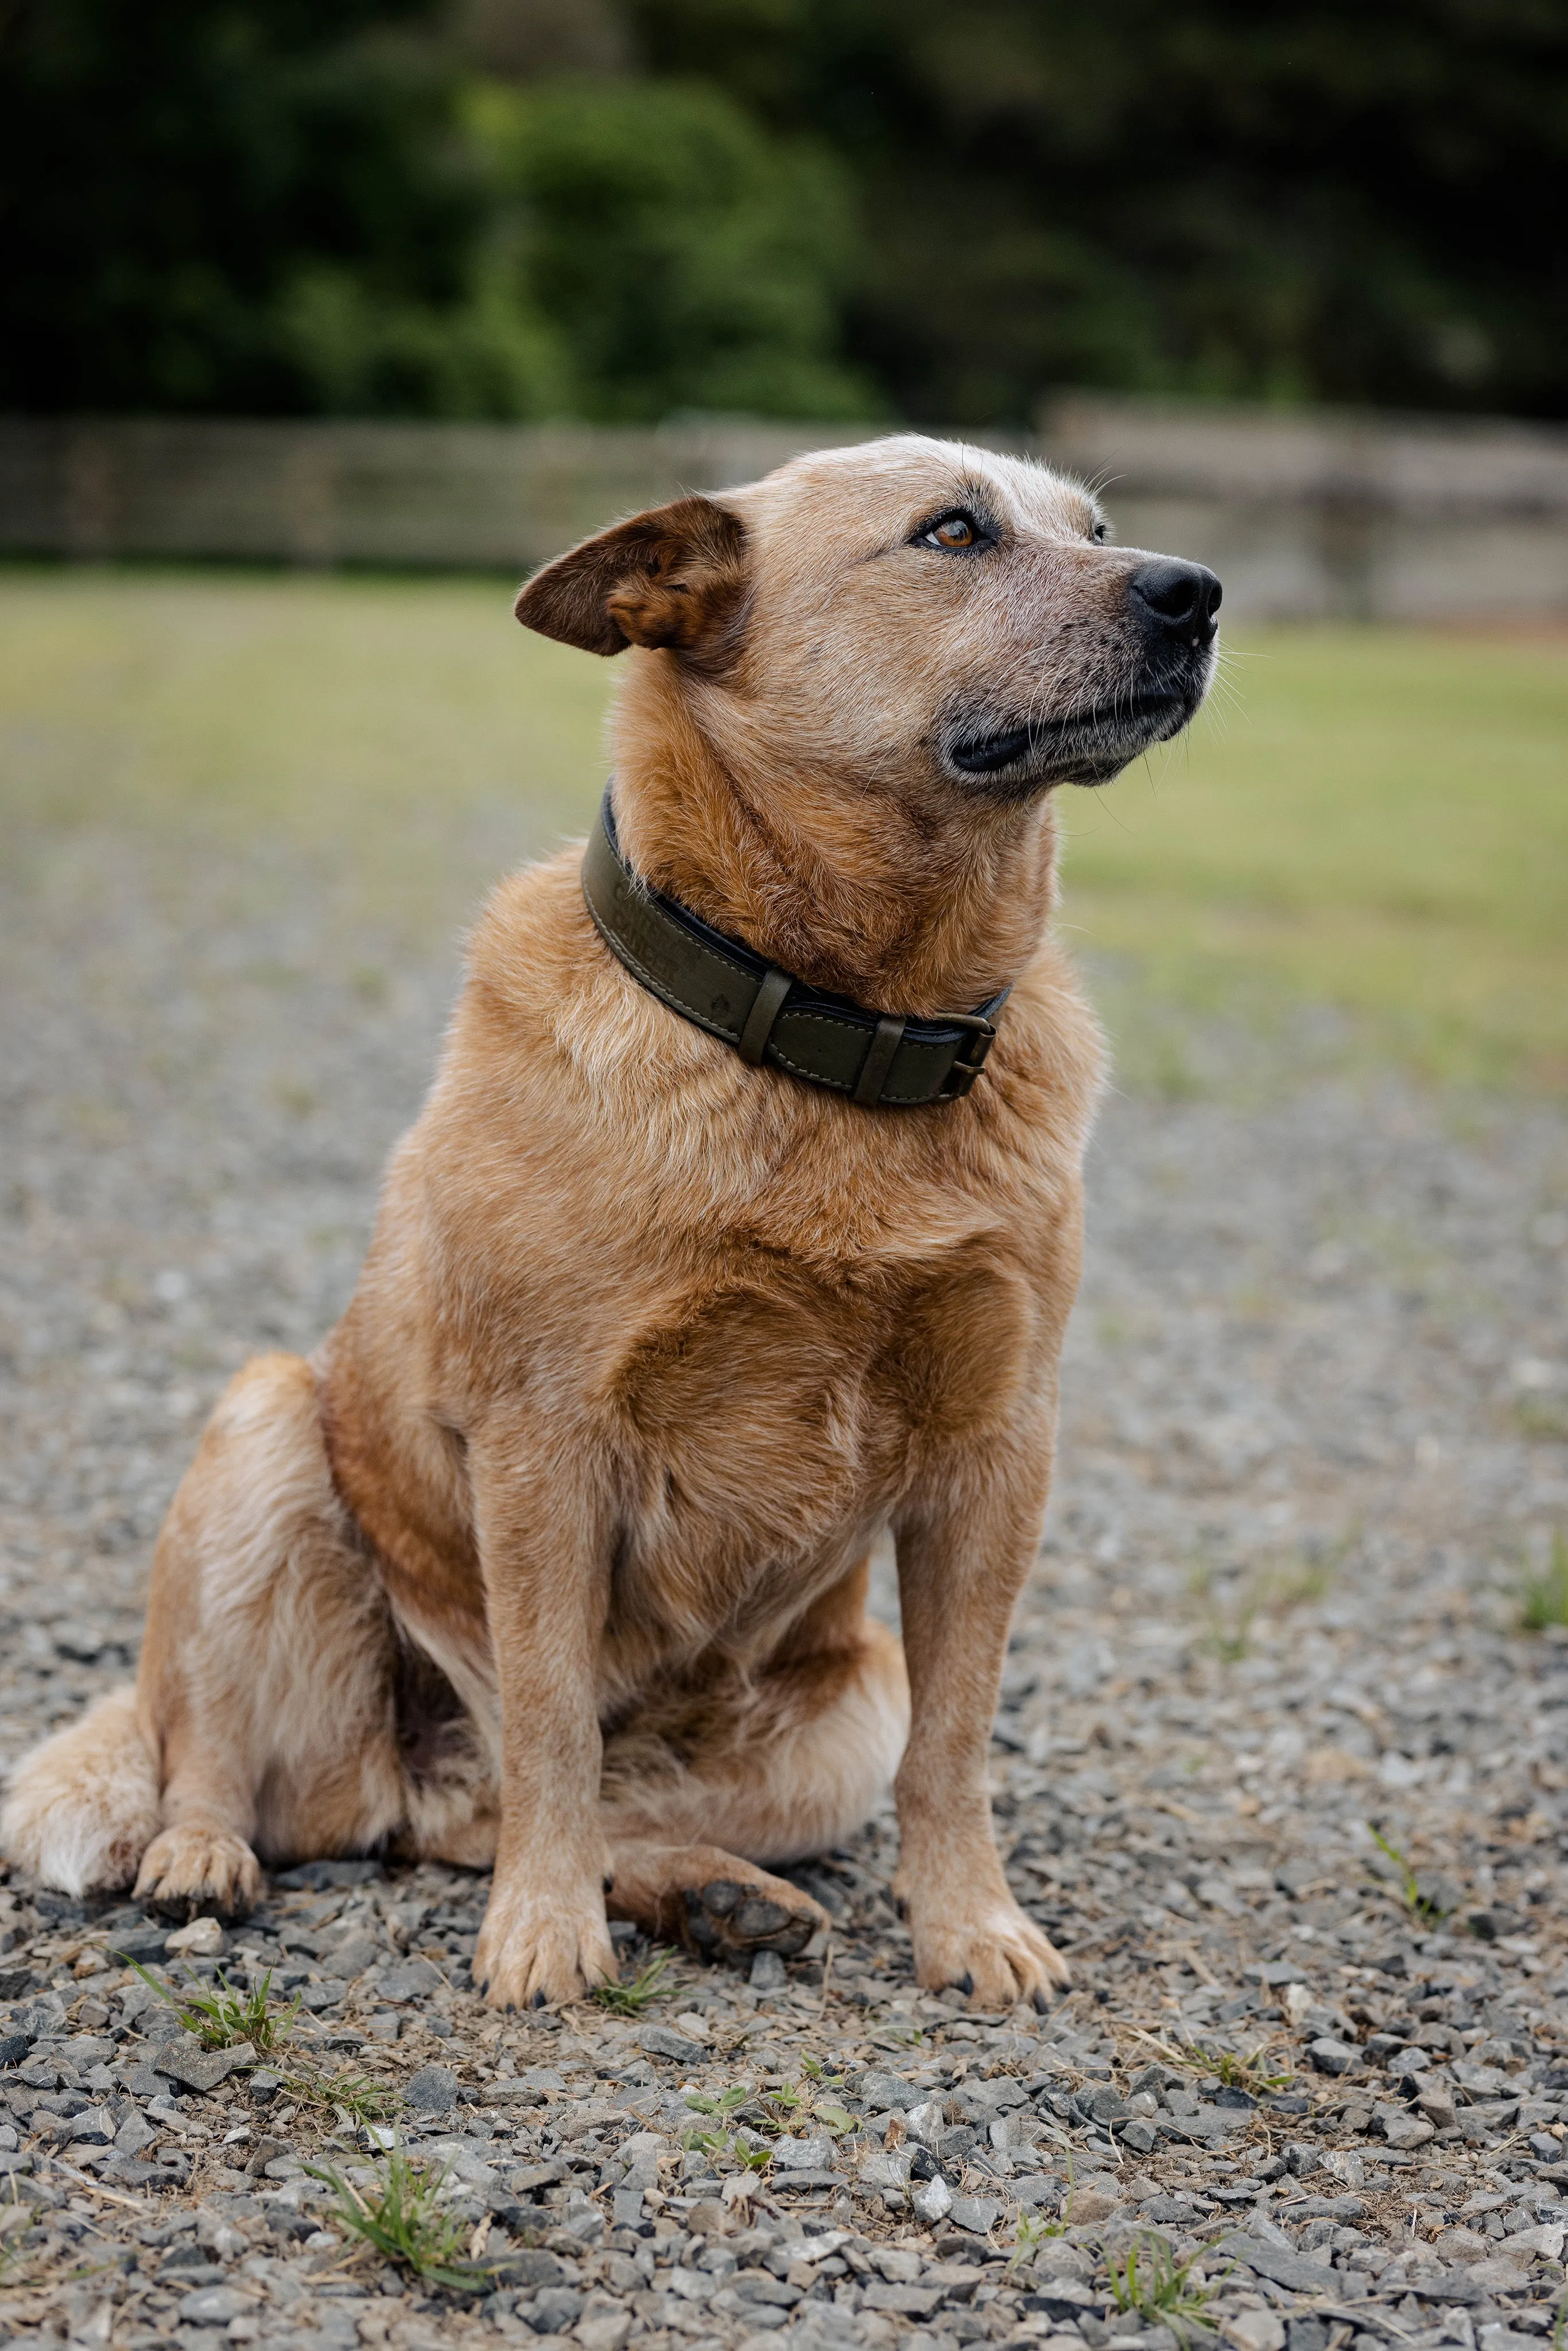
[515,495,748,668]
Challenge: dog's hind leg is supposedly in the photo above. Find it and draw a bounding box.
[12,1351,409,1919]
[600,1562,909,1962]
[135,1352,412,1917]
[600,1840,829,1962]
[1,1685,160,1900]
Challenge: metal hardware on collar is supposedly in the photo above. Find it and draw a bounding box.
[938,1010,1003,1097]
[580,786,1008,1110]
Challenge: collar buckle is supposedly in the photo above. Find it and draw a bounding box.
[940,1010,1001,1098]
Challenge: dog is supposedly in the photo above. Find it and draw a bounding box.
[2,434,1219,2010]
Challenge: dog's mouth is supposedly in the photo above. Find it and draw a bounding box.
[946,668,1209,792]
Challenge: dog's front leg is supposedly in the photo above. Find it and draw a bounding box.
[891,1467,1070,2011]
[468,1444,617,2010]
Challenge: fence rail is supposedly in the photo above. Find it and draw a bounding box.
[3,400,1566,620]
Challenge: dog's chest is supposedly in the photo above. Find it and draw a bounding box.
[603,1244,1038,1630]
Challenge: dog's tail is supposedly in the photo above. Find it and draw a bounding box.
[1,1685,161,1897]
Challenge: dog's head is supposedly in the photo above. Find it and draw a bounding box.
[517,433,1218,802]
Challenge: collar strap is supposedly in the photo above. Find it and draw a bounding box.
[581,788,1007,1108]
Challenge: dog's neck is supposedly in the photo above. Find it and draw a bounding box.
[610,660,1060,1018]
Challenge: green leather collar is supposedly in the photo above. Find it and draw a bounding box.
[581,787,1007,1108]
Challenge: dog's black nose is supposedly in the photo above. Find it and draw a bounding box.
[1129,558,1222,643]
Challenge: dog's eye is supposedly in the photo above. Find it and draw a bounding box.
[917,510,987,552]
[1090,520,1111,544]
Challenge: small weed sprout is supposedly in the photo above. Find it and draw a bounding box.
[305,2149,494,2291]
[684,2085,750,2127]
[1008,2210,1062,2272]
[1107,2234,1223,2339]
[283,2069,402,2125]
[590,1949,673,2015]
[809,2098,858,2135]
[680,2073,856,2172]
[798,2059,856,2133]
[119,1954,300,2053]
[1191,1534,1353,1663]
[1516,1391,1568,1442]
[684,2124,773,2173]
[1367,1824,1443,1923]
[1521,1533,1568,1632]
[764,2074,857,2136]
[1206,2044,1294,2094]
[682,2083,769,2171]
[1135,2032,1293,2095]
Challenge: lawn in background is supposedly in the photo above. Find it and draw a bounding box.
[0,569,610,967]
[1060,626,1568,1092]
[2,571,1564,1092]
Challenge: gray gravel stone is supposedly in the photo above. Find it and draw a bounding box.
[1214,2236,1344,2295]
[154,2035,256,2093]
[640,2025,708,2065]
[401,2062,460,2114]
[378,1957,447,2001]
[176,2284,255,2323]
[946,2194,1002,2235]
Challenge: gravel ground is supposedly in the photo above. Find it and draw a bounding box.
[3,827,1568,2351]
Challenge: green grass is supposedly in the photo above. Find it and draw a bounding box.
[1365,1823,1446,1923]
[1008,2210,1064,2270]
[119,1946,405,2117]
[118,1948,402,2120]
[1521,1533,1568,1631]
[3,572,1564,1089]
[1105,2234,1224,2341]
[0,568,608,975]
[1059,626,1568,1089]
[1188,1537,1351,1663]
[1135,2032,1294,2096]
[120,1954,299,2053]
[281,2067,403,2125]
[589,1949,674,2015]
[679,2072,859,2172]
[305,2148,495,2291]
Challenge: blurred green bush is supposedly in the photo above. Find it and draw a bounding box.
[0,0,870,421]
[469,77,873,419]
[2,0,1563,424]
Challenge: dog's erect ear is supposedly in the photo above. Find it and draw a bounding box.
[515,495,748,666]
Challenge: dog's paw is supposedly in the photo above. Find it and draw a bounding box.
[134,1826,261,1922]
[907,1898,1070,2011]
[474,1881,617,2010]
[682,1867,828,1960]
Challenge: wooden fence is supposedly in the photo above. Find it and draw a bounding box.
[3,399,1565,620]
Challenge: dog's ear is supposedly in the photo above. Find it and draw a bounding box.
[515,495,748,667]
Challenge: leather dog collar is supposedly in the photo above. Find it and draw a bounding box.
[581,787,1007,1108]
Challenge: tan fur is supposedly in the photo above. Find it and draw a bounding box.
[1,1687,159,1898]
[3,434,1217,2011]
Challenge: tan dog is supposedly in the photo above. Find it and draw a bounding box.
[2,434,1218,2010]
